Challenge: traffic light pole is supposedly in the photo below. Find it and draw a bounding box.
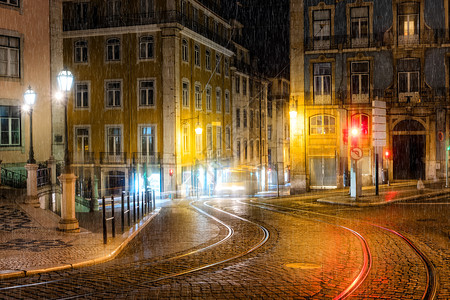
[375,153,379,196]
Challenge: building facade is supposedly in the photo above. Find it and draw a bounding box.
[290,0,450,192]
[0,1,53,177]
[61,0,234,198]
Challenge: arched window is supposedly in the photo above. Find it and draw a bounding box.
[139,36,154,59]
[182,39,188,62]
[106,38,120,61]
[310,115,336,135]
[74,40,88,63]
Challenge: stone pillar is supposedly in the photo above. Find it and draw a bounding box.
[58,173,79,232]
[25,164,39,207]
[90,174,99,212]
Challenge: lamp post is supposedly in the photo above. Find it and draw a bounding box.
[57,68,79,232]
[23,87,39,206]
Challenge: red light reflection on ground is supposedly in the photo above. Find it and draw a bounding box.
[384,191,399,202]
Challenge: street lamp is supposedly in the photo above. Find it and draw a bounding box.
[57,68,74,173]
[57,68,79,232]
[23,86,36,164]
[23,86,39,206]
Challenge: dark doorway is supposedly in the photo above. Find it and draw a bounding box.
[393,134,425,180]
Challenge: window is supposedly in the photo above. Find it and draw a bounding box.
[139,80,155,107]
[182,81,189,108]
[74,40,88,63]
[250,140,254,160]
[310,115,336,135]
[250,110,254,129]
[398,2,419,45]
[0,106,20,146]
[107,127,122,155]
[106,38,120,61]
[195,129,202,154]
[140,36,154,59]
[224,58,229,76]
[243,77,247,95]
[398,58,419,94]
[195,84,202,110]
[215,54,221,74]
[0,35,20,78]
[192,8,198,30]
[107,0,121,16]
[351,61,369,103]
[256,110,260,128]
[205,49,211,70]
[182,125,190,153]
[243,109,247,128]
[236,108,240,128]
[206,86,212,111]
[235,75,240,93]
[194,44,200,66]
[182,39,188,62]
[225,91,230,113]
[352,114,369,136]
[313,62,332,104]
[140,125,155,155]
[268,125,272,140]
[350,7,369,47]
[0,0,19,7]
[256,140,260,159]
[236,140,241,161]
[216,88,222,112]
[75,2,89,25]
[313,9,331,49]
[106,81,122,107]
[267,101,272,117]
[206,125,213,150]
[225,126,231,150]
[244,140,248,160]
[216,126,222,156]
[75,82,89,108]
[140,0,153,16]
[75,127,90,160]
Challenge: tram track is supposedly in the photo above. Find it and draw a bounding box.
[246,199,437,300]
[0,201,270,299]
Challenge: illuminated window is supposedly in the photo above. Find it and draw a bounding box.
[310,115,336,135]
[75,127,90,160]
[398,2,419,44]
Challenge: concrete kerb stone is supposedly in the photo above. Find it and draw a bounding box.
[0,208,161,280]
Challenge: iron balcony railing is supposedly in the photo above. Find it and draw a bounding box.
[304,29,450,52]
[37,167,51,187]
[63,10,231,49]
[1,167,26,189]
[132,152,161,165]
[100,152,128,165]
[72,152,96,165]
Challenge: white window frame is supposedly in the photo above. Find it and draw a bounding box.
[139,79,156,107]
[216,88,222,112]
[215,53,221,74]
[139,36,154,60]
[224,57,229,76]
[225,126,231,150]
[74,126,91,162]
[105,125,123,156]
[195,83,202,110]
[310,115,336,135]
[351,61,370,103]
[225,90,230,113]
[206,85,212,112]
[0,0,19,7]
[182,80,190,108]
[205,49,211,70]
[194,44,200,67]
[74,40,88,63]
[350,6,369,47]
[313,62,332,105]
[0,35,20,78]
[106,37,120,61]
[216,125,222,157]
[182,39,188,62]
[105,80,122,108]
[139,124,157,155]
[182,124,190,154]
[195,129,202,154]
[0,105,21,147]
[313,9,331,49]
[206,124,213,151]
[75,82,90,109]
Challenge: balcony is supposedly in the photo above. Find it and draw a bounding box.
[72,152,96,165]
[100,152,128,165]
[132,152,161,165]
[63,10,231,49]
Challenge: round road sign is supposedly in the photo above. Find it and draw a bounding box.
[350,147,363,160]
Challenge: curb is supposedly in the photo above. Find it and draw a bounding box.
[0,208,161,280]
[317,190,450,207]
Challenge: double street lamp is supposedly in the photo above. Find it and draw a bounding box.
[56,68,79,232]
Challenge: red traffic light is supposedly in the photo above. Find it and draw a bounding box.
[169,169,174,176]
[351,127,359,137]
[384,150,390,158]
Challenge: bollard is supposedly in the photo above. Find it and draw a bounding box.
[102,196,107,244]
[136,192,140,220]
[152,190,156,210]
[111,196,115,238]
[133,192,136,223]
[121,192,125,233]
[127,193,131,227]
[141,191,144,216]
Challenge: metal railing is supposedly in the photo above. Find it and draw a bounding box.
[99,152,128,164]
[132,152,160,165]
[72,152,96,164]
[37,167,51,187]
[1,167,26,189]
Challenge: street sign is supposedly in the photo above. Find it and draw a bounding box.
[350,147,363,160]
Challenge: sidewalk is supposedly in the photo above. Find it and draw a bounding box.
[316,180,450,206]
[0,189,162,280]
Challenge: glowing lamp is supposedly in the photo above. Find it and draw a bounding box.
[195,123,203,135]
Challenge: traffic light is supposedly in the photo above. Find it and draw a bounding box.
[350,127,359,147]
[169,169,174,176]
[384,150,390,159]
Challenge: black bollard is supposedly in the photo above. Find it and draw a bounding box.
[127,193,131,227]
[121,192,125,233]
[133,192,136,223]
[102,196,107,244]
[111,196,115,238]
